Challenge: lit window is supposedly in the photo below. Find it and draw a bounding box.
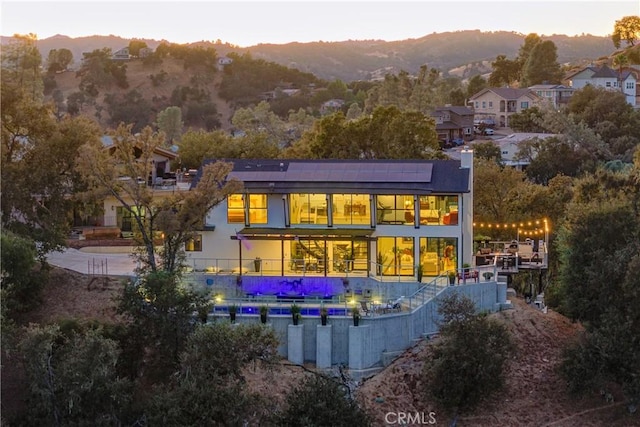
[248,194,268,224]
[186,234,202,251]
[227,194,244,223]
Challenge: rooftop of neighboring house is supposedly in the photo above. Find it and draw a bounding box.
[469,87,538,100]
[433,105,474,115]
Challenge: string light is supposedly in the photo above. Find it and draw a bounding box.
[474,217,551,232]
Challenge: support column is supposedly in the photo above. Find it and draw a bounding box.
[287,324,304,365]
[316,325,332,368]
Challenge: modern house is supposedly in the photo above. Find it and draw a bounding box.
[528,84,575,109]
[185,154,475,280]
[112,47,130,61]
[468,88,541,128]
[566,64,637,106]
[431,105,475,144]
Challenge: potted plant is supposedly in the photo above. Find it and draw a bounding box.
[416,263,424,283]
[290,303,301,325]
[259,305,268,324]
[320,306,328,326]
[447,270,456,285]
[254,257,262,272]
[228,304,238,323]
[483,271,494,281]
[351,305,361,326]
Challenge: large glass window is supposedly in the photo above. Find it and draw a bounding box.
[290,193,328,225]
[332,194,370,225]
[376,195,414,225]
[417,195,458,225]
[227,194,244,223]
[377,237,415,276]
[419,237,457,274]
[248,194,268,224]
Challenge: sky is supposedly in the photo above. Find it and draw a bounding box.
[2,0,639,47]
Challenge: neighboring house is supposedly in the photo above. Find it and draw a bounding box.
[100,136,186,231]
[218,56,233,70]
[492,133,558,170]
[112,47,130,61]
[468,88,541,128]
[185,154,475,278]
[566,64,637,106]
[528,84,575,109]
[431,105,474,143]
[320,99,345,115]
[138,47,153,58]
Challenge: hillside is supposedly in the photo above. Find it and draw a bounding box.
[49,57,235,131]
[2,267,637,425]
[2,31,614,82]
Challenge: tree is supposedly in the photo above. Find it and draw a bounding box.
[517,33,542,69]
[46,48,73,73]
[231,101,289,147]
[473,140,502,163]
[76,124,242,274]
[612,15,640,48]
[145,323,280,425]
[276,374,371,426]
[296,106,442,160]
[1,33,43,101]
[466,74,487,99]
[2,54,102,256]
[488,55,520,87]
[17,324,134,426]
[508,106,547,132]
[156,106,183,144]
[117,271,212,378]
[520,40,562,87]
[557,164,640,405]
[128,39,148,57]
[0,232,47,315]
[422,293,513,415]
[473,158,533,227]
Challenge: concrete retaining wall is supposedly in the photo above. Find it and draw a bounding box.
[224,281,506,371]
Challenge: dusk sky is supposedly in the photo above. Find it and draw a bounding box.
[2,1,639,47]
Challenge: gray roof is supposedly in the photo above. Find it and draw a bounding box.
[197,159,470,194]
[434,106,473,115]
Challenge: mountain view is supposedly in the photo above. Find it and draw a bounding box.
[11,30,614,81]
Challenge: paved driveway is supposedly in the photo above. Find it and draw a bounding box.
[47,248,138,276]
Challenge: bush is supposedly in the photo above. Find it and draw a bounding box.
[422,293,513,414]
[275,374,371,426]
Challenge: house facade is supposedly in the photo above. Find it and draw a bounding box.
[528,84,575,109]
[566,64,637,106]
[469,88,541,128]
[185,153,475,282]
[431,105,475,143]
[493,132,558,170]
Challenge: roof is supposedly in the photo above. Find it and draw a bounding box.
[101,135,178,160]
[197,159,470,194]
[434,106,473,115]
[470,87,538,101]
